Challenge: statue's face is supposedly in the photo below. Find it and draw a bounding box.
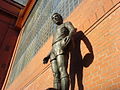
[52,14,63,25]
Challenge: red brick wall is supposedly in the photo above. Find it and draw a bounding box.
[0,11,19,89]
[7,0,120,90]
[0,1,21,89]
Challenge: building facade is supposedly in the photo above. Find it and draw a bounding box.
[0,0,22,89]
[2,0,120,90]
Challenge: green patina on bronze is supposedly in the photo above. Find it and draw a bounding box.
[43,13,75,90]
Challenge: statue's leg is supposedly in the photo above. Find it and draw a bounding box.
[57,54,69,90]
[51,59,61,90]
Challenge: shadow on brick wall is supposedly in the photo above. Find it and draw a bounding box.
[69,31,94,90]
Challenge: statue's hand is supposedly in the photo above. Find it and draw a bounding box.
[61,36,71,48]
[43,56,49,64]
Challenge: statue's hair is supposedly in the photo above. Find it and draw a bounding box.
[51,13,62,19]
[52,13,61,16]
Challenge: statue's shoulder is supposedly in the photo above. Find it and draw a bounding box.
[64,21,72,25]
[64,21,73,26]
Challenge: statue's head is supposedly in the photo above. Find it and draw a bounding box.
[51,13,63,25]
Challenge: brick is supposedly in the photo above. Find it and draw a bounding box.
[102,0,114,12]
[111,83,119,89]
[112,0,120,5]
[112,77,120,84]
[89,13,97,25]
[103,80,113,87]
[95,3,105,19]
[83,19,91,30]
[93,85,102,90]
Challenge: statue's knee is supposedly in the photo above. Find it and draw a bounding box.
[59,66,66,72]
[59,67,68,79]
[61,73,68,79]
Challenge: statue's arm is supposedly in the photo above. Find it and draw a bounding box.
[62,22,76,48]
[65,22,76,38]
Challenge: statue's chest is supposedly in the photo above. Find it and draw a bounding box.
[57,26,69,36]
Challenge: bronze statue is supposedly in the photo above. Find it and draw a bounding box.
[43,13,76,90]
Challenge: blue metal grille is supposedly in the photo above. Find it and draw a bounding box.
[8,0,82,87]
